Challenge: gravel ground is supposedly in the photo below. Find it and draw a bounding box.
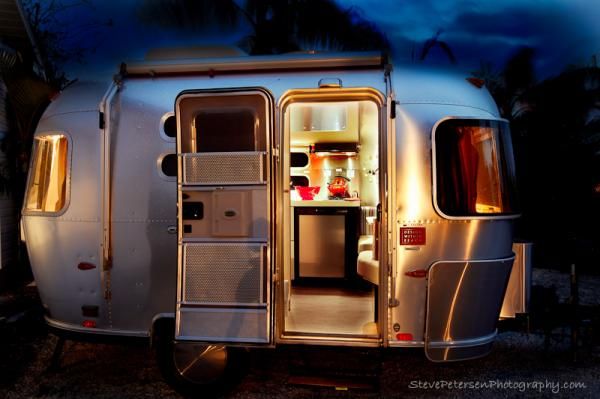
[532,268,600,306]
[0,269,598,399]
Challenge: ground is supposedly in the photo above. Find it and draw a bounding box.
[0,269,598,398]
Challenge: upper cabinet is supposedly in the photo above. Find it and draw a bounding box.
[289,101,359,145]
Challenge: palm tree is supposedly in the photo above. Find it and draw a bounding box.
[136,0,389,54]
[481,48,600,269]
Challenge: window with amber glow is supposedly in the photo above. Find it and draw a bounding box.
[435,120,518,217]
[25,134,69,213]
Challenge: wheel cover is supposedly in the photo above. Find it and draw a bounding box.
[173,343,228,384]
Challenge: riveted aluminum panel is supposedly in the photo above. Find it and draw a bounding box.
[388,103,515,348]
[182,152,265,185]
[183,243,265,305]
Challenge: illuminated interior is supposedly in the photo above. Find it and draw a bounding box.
[25,134,69,213]
[283,99,381,338]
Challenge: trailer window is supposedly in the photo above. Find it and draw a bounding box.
[435,119,518,217]
[25,134,69,213]
[162,114,176,138]
[193,108,256,152]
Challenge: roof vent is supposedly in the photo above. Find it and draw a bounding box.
[318,78,342,88]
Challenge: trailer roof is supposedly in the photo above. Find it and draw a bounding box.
[121,52,385,77]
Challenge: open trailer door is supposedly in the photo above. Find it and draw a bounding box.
[175,89,274,344]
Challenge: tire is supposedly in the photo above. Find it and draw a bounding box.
[154,320,247,398]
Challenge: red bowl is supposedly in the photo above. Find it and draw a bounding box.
[295,186,320,200]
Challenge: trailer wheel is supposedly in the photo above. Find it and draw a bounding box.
[154,321,245,397]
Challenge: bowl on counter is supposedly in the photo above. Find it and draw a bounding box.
[295,186,321,200]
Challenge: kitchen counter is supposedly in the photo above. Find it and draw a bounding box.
[291,199,361,207]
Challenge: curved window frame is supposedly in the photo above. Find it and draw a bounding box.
[157,152,177,181]
[431,116,520,220]
[22,132,72,217]
[159,112,176,143]
[290,151,310,168]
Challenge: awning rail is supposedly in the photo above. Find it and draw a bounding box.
[121,52,385,77]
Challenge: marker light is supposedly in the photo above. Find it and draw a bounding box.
[466,77,485,88]
[404,270,428,278]
[78,262,96,270]
[82,320,97,328]
[396,333,414,341]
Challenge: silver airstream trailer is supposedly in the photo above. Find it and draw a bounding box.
[21,51,524,392]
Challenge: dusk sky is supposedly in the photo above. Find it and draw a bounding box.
[55,0,600,82]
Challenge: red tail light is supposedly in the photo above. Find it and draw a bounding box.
[78,262,96,270]
[82,320,96,328]
[396,333,414,341]
[404,269,428,278]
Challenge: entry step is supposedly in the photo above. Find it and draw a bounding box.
[285,346,381,391]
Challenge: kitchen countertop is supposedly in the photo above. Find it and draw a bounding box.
[291,199,361,207]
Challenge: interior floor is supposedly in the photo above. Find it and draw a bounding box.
[285,286,378,336]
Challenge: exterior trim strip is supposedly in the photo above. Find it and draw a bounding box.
[45,316,148,337]
[427,330,497,348]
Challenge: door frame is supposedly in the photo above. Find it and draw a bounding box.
[275,87,388,347]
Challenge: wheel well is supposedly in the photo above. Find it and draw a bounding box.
[151,316,175,348]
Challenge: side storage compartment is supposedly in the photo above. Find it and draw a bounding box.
[424,257,514,361]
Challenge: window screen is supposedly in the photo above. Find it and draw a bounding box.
[435,119,518,216]
[193,108,256,152]
[25,134,69,213]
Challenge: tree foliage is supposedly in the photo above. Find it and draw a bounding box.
[479,48,600,270]
[22,0,112,88]
[137,0,389,54]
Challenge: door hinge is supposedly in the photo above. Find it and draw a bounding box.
[99,111,105,129]
[103,257,112,271]
[272,147,280,158]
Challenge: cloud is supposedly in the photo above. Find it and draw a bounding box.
[337,0,599,77]
[63,0,599,80]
